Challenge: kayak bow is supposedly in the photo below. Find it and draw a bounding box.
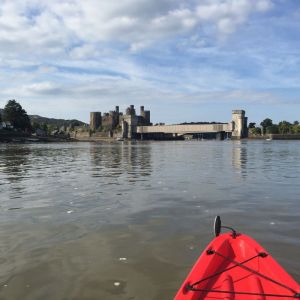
[175,217,300,300]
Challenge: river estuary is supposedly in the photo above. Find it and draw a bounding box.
[0,140,299,299]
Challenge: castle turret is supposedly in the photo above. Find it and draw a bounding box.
[140,106,144,114]
[126,105,136,116]
[144,110,150,125]
[90,112,102,130]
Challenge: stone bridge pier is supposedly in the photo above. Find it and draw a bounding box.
[231,110,248,139]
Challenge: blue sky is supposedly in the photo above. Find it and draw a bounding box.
[0,0,299,124]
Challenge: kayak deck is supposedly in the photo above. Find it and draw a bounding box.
[175,232,300,299]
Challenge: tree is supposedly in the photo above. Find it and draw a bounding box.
[249,127,261,135]
[3,100,31,131]
[292,124,300,134]
[278,121,291,134]
[31,121,41,132]
[41,123,48,132]
[266,125,279,134]
[260,118,273,134]
[47,124,58,135]
[248,122,256,129]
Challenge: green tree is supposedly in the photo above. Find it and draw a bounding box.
[290,121,300,133]
[31,121,41,132]
[278,121,291,134]
[3,99,31,131]
[260,118,273,134]
[292,125,300,133]
[266,125,279,134]
[249,127,261,135]
[47,124,58,135]
[41,123,48,133]
[248,122,256,129]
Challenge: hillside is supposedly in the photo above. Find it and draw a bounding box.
[0,109,86,128]
[30,115,86,128]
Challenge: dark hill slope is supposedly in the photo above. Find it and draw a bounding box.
[0,109,86,127]
[30,115,86,127]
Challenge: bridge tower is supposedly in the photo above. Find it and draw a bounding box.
[231,110,248,139]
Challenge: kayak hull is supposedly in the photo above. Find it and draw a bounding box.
[175,232,300,299]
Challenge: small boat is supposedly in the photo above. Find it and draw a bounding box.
[116,137,124,141]
[175,216,300,299]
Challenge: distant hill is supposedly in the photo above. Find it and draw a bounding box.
[29,115,86,128]
[0,108,86,128]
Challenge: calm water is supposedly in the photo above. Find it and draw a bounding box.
[0,140,299,299]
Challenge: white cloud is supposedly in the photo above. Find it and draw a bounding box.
[1,0,287,123]
[256,0,273,11]
[196,0,273,36]
[217,18,236,34]
[0,0,273,59]
[69,44,98,59]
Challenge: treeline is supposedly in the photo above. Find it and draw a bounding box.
[1,99,85,135]
[249,118,300,135]
[31,118,84,135]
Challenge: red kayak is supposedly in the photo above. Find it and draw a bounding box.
[175,217,300,300]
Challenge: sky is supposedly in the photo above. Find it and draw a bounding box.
[0,0,299,124]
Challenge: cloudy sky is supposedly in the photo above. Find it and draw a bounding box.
[0,0,299,124]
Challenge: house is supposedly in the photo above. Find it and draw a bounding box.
[1,121,14,129]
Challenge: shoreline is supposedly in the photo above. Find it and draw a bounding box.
[1,134,300,144]
[248,133,300,140]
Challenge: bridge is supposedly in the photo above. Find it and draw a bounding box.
[120,110,248,140]
[137,123,232,135]
[134,110,247,140]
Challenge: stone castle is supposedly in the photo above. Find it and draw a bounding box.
[89,107,248,140]
[90,105,151,138]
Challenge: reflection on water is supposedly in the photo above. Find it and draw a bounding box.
[89,142,152,180]
[1,146,30,181]
[232,141,247,177]
[0,141,299,300]
[0,146,32,201]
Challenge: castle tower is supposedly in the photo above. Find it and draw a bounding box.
[139,105,150,125]
[144,110,150,125]
[231,110,248,139]
[90,112,102,130]
[140,106,145,115]
[126,105,136,116]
